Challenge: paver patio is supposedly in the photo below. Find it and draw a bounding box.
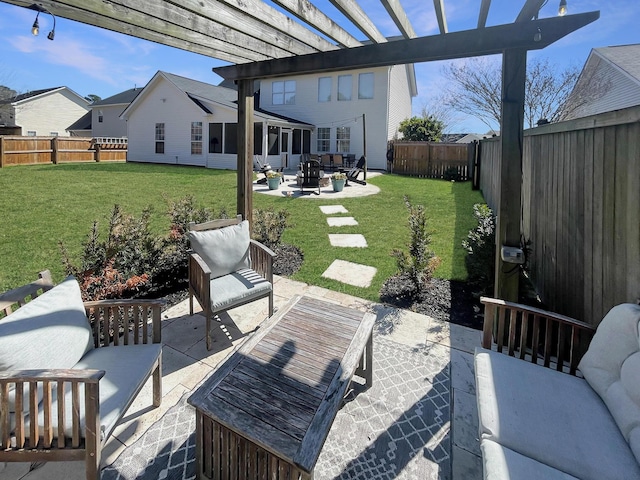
[1,276,483,480]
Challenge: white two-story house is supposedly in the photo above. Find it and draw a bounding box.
[91,88,142,138]
[122,66,415,171]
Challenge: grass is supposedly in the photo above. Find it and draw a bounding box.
[0,162,484,302]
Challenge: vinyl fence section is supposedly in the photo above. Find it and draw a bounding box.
[391,142,475,181]
[0,136,127,167]
[479,105,640,326]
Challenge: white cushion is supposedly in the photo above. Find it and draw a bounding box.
[209,268,272,313]
[481,439,579,480]
[189,221,251,278]
[579,303,640,465]
[475,348,640,480]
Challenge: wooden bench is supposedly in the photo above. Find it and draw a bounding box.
[0,271,163,480]
[188,295,375,479]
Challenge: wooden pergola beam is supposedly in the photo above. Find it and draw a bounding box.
[478,0,491,28]
[380,0,417,39]
[328,0,387,43]
[433,0,448,34]
[214,11,599,80]
[515,0,547,22]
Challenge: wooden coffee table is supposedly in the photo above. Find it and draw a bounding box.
[188,295,375,479]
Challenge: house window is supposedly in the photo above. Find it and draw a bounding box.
[317,127,330,152]
[337,75,352,101]
[27,131,36,136]
[50,132,59,137]
[303,130,311,153]
[209,123,222,153]
[336,126,350,152]
[358,73,374,99]
[98,110,104,123]
[272,80,296,105]
[318,77,331,102]
[268,126,280,155]
[191,121,202,155]
[155,123,165,154]
[224,123,237,154]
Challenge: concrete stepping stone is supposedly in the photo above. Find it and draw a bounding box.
[322,260,377,288]
[320,205,348,214]
[327,216,358,227]
[328,234,367,248]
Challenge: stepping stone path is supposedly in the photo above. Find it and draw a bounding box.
[320,205,378,288]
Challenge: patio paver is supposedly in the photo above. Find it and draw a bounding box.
[328,233,368,247]
[322,259,377,287]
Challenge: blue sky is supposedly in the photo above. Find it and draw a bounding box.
[0,0,637,133]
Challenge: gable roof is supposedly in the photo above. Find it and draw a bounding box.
[593,44,640,85]
[67,110,92,131]
[0,86,90,107]
[92,88,142,107]
[121,71,311,126]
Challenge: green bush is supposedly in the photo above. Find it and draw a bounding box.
[252,207,292,250]
[391,196,440,292]
[60,196,226,300]
[462,203,496,296]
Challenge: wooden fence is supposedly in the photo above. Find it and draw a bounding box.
[479,105,640,326]
[390,142,476,180]
[0,136,127,167]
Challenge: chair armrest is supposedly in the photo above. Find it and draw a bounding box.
[480,297,596,375]
[189,252,211,311]
[0,270,54,317]
[84,299,164,347]
[0,369,105,450]
[250,240,275,283]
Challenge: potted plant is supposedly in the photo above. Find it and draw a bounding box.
[331,171,347,192]
[266,170,281,190]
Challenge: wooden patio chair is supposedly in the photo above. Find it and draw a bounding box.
[300,159,321,194]
[332,154,343,171]
[320,154,331,171]
[188,215,274,350]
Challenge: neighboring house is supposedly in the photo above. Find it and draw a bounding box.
[260,64,417,170]
[67,111,92,137]
[441,132,497,143]
[563,44,640,120]
[121,71,313,169]
[92,88,141,138]
[0,87,89,137]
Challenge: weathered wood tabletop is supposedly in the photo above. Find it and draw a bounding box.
[188,294,375,478]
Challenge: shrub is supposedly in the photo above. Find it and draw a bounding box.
[443,166,462,182]
[391,196,440,293]
[462,203,496,296]
[61,196,227,300]
[252,207,291,250]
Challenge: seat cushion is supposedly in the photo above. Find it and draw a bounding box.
[475,348,640,480]
[480,439,579,480]
[4,344,161,444]
[189,220,251,279]
[210,268,272,313]
[0,276,93,413]
[578,303,640,465]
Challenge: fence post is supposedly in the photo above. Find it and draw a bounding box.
[94,143,101,162]
[0,136,4,168]
[51,137,58,164]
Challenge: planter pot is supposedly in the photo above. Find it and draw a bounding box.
[332,178,346,192]
[267,177,280,190]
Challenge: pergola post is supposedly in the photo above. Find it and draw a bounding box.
[237,79,255,227]
[494,48,527,301]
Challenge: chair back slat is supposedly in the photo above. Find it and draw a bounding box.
[189,215,242,232]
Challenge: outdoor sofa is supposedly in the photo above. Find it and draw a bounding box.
[0,271,163,480]
[475,297,640,480]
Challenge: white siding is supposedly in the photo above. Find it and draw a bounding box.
[127,80,217,167]
[14,90,89,137]
[92,104,128,137]
[261,66,411,170]
[387,65,413,140]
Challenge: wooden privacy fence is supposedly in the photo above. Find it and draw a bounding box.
[479,105,640,327]
[0,136,127,167]
[390,142,476,180]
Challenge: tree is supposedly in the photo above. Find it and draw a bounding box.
[0,85,18,102]
[440,56,609,130]
[398,115,443,141]
[85,94,102,104]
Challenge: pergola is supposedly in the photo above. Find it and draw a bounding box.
[3,0,598,300]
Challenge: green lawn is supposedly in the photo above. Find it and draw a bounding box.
[0,162,484,302]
